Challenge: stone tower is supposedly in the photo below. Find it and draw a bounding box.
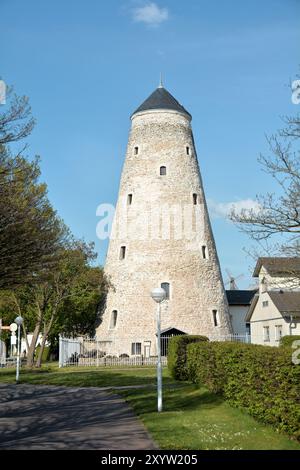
[96,83,232,356]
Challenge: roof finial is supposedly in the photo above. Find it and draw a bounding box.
[158,72,163,88]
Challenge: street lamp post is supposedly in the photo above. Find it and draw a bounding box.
[14,316,23,383]
[151,287,166,413]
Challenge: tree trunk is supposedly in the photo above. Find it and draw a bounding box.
[26,322,41,367]
[22,323,29,353]
[12,293,30,353]
[35,315,54,368]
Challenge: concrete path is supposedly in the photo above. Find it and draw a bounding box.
[0,384,157,450]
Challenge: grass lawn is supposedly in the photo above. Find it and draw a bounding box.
[118,384,300,450]
[0,363,174,388]
[0,364,299,450]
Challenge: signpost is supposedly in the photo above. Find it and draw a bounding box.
[14,317,23,383]
[0,319,24,375]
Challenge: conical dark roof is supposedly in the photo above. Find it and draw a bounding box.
[132,86,191,118]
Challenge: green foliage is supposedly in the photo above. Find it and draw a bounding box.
[185,341,300,440]
[168,335,209,380]
[280,335,300,348]
[0,86,109,367]
[0,109,69,290]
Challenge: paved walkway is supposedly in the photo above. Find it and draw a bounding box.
[0,384,157,450]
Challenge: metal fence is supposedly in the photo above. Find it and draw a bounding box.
[59,336,170,368]
[0,357,27,368]
[211,333,251,343]
[0,340,6,366]
[58,333,252,368]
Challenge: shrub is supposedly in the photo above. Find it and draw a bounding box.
[187,341,225,393]
[168,335,209,380]
[280,335,300,348]
[185,341,300,440]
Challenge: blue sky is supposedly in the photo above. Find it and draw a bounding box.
[1,0,299,288]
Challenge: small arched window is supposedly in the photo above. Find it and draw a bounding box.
[160,166,166,176]
[134,146,139,155]
[110,310,118,329]
[193,194,198,205]
[161,282,170,300]
[127,194,133,205]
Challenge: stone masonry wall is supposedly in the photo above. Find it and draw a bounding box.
[96,109,232,356]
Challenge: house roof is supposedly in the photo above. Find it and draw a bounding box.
[245,294,259,322]
[226,289,258,306]
[253,257,300,277]
[268,291,300,316]
[245,290,300,322]
[159,327,187,336]
[131,86,192,119]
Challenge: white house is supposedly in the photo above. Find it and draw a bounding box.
[246,258,300,346]
[226,290,257,336]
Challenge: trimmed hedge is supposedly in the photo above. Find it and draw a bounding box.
[168,335,209,380]
[280,335,300,348]
[186,341,300,440]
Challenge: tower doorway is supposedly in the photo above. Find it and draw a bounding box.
[160,327,186,357]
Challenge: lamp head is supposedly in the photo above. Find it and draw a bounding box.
[150,288,166,303]
[15,316,23,326]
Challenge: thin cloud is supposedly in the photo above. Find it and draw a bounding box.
[208,198,261,220]
[132,2,169,27]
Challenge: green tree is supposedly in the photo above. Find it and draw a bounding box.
[1,242,108,367]
[0,87,69,290]
[0,151,69,289]
[0,85,35,145]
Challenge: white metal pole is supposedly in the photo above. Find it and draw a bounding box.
[58,334,62,368]
[156,302,162,412]
[16,324,21,382]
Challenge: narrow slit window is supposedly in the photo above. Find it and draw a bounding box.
[212,310,219,327]
[161,282,170,300]
[110,310,118,329]
[193,193,198,205]
[120,246,126,260]
[127,194,133,205]
[134,146,139,155]
[202,245,207,259]
[160,166,166,176]
[186,146,190,155]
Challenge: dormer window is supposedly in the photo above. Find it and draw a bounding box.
[160,166,166,176]
[261,276,267,293]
